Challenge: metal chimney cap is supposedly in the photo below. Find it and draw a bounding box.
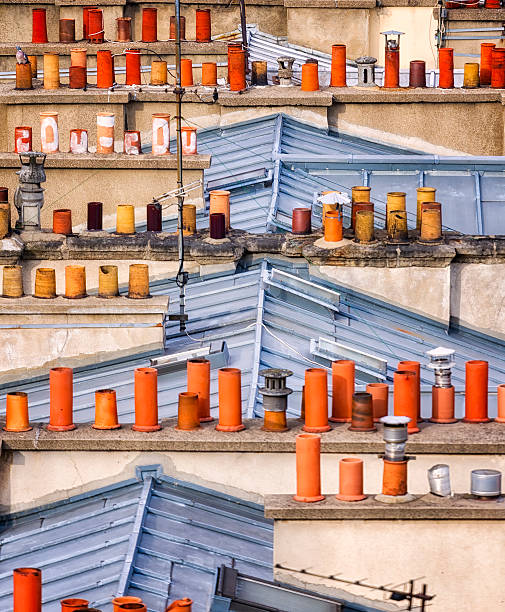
[471,469,502,497]
[355,56,377,65]
[380,415,410,426]
[259,368,293,379]
[426,347,455,359]
[381,30,405,36]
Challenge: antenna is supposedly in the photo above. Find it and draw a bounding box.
[172,0,189,333]
[275,564,435,611]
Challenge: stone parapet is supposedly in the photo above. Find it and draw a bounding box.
[265,493,505,519]
[10,229,505,266]
[1,83,504,154]
[439,7,505,19]
[0,152,211,169]
[2,419,505,453]
[330,87,504,104]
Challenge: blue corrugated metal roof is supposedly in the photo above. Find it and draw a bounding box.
[0,468,273,612]
[0,479,143,610]
[1,260,504,421]
[147,113,505,235]
[252,263,505,419]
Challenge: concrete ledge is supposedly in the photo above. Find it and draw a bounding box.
[441,7,505,19]
[0,41,228,56]
[0,83,130,104]
[0,0,125,4]
[284,0,376,7]
[0,294,168,314]
[0,153,211,169]
[448,235,505,263]
[302,232,456,267]
[55,0,125,4]
[0,0,54,3]
[0,236,24,264]
[264,493,505,519]
[8,231,505,265]
[380,0,436,5]
[2,419,505,453]
[331,87,503,104]
[0,83,334,108]
[286,0,436,5]
[133,89,217,103]
[126,0,283,4]
[218,87,334,107]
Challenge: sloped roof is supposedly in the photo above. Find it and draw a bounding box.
[1,260,504,421]
[0,480,141,610]
[152,113,505,235]
[0,467,273,612]
[211,566,380,612]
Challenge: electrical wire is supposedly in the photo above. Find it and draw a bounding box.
[180,114,273,217]
[182,113,463,234]
[260,322,332,370]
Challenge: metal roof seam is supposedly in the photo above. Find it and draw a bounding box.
[116,476,154,599]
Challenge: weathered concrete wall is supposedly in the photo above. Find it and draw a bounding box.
[126,1,286,39]
[369,7,437,69]
[2,99,127,153]
[0,3,60,44]
[315,265,450,325]
[0,161,207,228]
[219,104,328,128]
[1,441,504,512]
[316,260,505,337]
[59,4,124,42]
[450,262,505,341]
[0,294,168,382]
[328,100,504,156]
[286,5,437,69]
[0,0,286,43]
[274,519,505,611]
[286,7,370,60]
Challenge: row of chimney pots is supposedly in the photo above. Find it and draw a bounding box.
[3,358,505,433]
[0,188,233,240]
[294,429,503,503]
[31,6,212,45]
[14,113,196,155]
[0,186,445,245]
[12,567,191,612]
[2,262,154,300]
[15,27,505,91]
